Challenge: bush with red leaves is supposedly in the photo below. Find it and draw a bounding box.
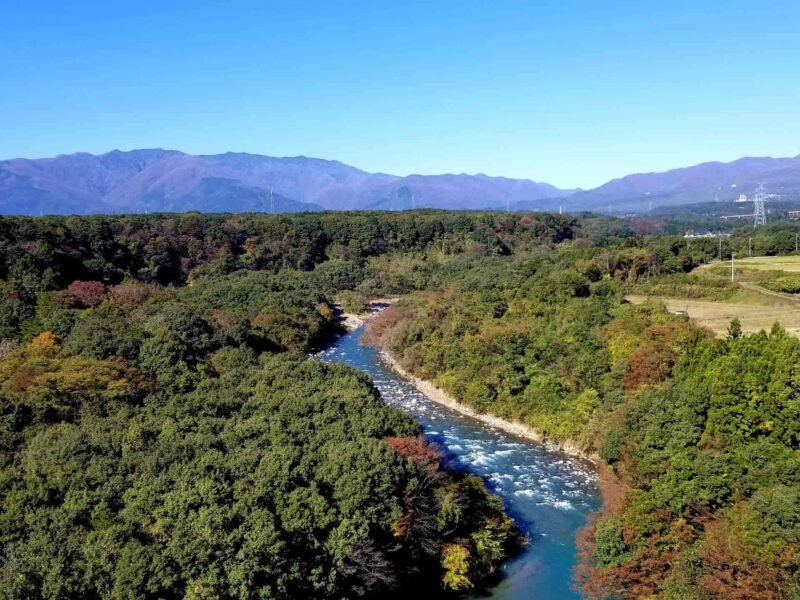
[67,280,107,307]
[386,436,441,467]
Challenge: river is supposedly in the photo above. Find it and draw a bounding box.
[317,324,600,599]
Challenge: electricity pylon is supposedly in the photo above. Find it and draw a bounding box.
[753,184,767,227]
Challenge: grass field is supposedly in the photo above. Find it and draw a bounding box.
[704,255,800,273]
[626,293,800,337]
[627,255,800,337]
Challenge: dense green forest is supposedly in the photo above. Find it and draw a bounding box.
[359,224,800,598]
[1,210,799,599]
[0,212,544,599]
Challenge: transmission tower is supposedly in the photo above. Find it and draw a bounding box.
[753,183,767,227]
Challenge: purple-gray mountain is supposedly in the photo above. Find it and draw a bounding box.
[570,154,800,212]
[0,149,571,215]
[1,149,799,215]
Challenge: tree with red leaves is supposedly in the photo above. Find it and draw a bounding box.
[67,280,107,307]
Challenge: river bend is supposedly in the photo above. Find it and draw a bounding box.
[317,324,599,599]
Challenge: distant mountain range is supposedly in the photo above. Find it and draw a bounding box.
[1,149,799,215]
[0,149,570,215]
[569,155,800,212]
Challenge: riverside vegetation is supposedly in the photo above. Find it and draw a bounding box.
[0,211,799,598]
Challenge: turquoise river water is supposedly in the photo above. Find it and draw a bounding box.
[317,324,600,599]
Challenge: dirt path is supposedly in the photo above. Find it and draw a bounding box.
[738,281,800,303]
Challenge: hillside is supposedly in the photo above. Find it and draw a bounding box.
[570,155,800,212]
[4,149,800,216]
[0,149,569,215]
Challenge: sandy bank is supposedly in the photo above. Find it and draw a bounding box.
[337,297,398,331]
[337,298,600,462]
[377,348,600,463]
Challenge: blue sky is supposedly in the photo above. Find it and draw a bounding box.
[1,1,799,188]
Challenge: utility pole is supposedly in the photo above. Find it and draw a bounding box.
[270,189,275,214]
[749,236,752,257]
[796,232,798,253]
[731,252,735,282]
[718,234,722,260]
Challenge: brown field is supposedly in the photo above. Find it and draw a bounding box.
[627,255,800,337]
[626,293,800,337]
[699,254,800,275]
[726,255,800,272]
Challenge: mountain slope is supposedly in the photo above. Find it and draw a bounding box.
[4,149,799,215]
[569,155,800,212]
[0,149,184,215]
[0,150,570,215]
[361,173,570,210]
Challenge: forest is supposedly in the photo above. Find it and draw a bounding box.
[1,210,799,599]
[358,221,800,598]
[0,212,538,599]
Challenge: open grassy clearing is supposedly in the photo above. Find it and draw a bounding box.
[626,293,800,337]
[626,255,800,336]
[701,254,800,273]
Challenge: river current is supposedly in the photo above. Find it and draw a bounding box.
[317,324,600,599]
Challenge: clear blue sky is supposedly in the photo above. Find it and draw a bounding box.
[2,0,799,189]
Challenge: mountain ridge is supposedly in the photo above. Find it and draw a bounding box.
[2,148,800,215]
[568,154,800,212]
[0,149,569,215]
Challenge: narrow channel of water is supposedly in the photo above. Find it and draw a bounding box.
[317,325,600,599]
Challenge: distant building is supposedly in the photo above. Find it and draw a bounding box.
[684,231,731,239]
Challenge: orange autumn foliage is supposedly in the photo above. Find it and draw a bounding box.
[361,305,412,347]
[699,517,795,600]
[623,321,707,393]
[30,331,59,349]
[385,436,441,467]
